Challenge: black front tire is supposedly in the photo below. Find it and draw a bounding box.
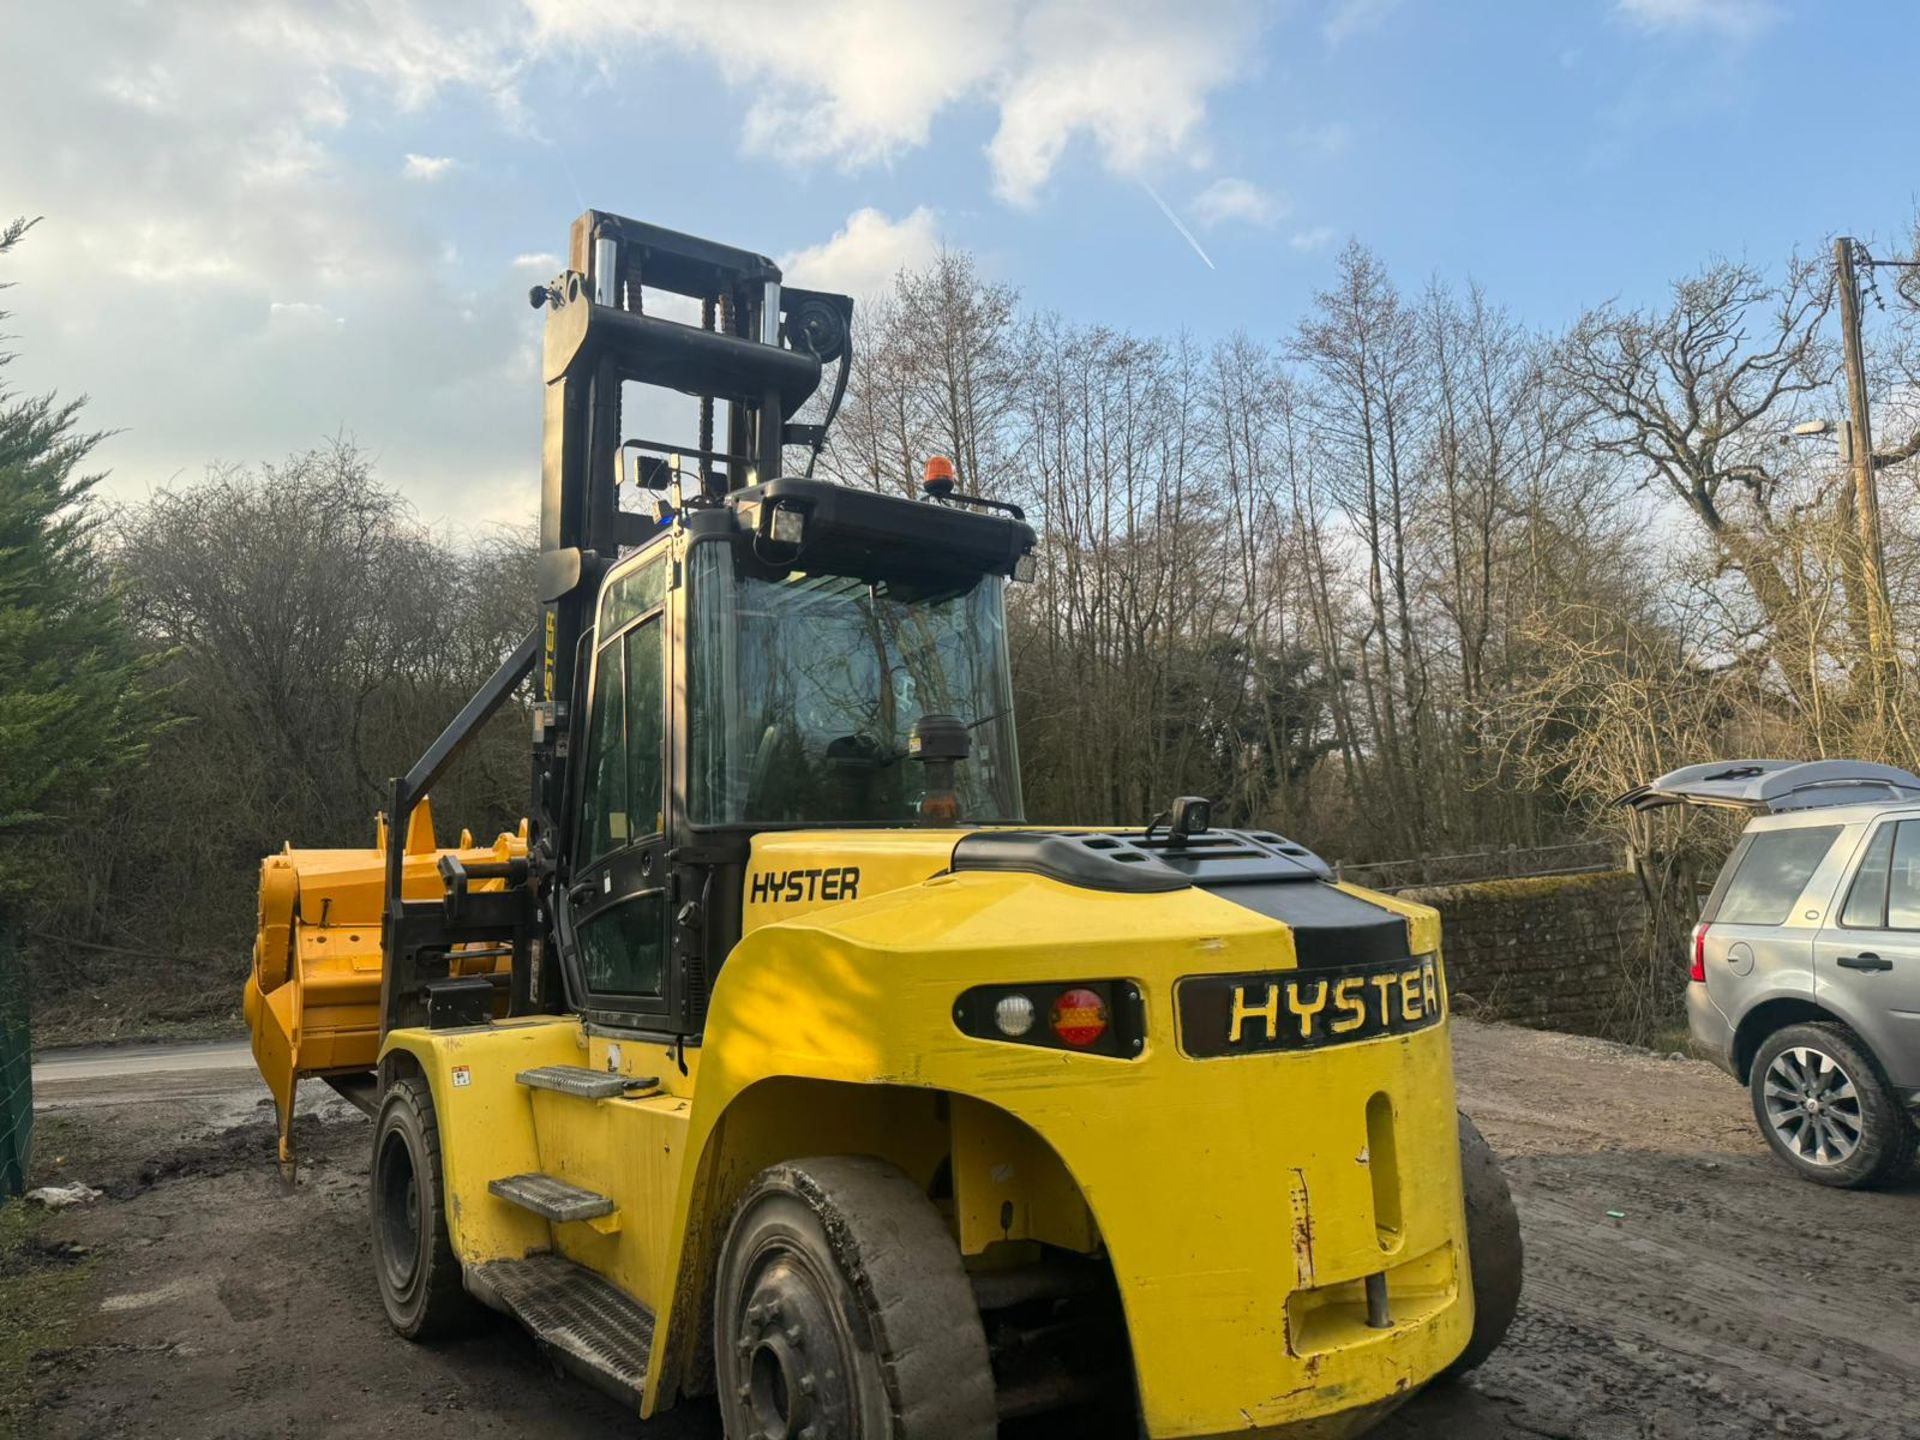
[1749,1022,1915,1190]
[371,1075,474,1340]
[1440,1110,1523,1380]
[714,1155,997,1439]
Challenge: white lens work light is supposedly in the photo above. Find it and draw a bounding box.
[768,502,806,545]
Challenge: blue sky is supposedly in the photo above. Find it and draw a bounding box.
[4,0,1917,527]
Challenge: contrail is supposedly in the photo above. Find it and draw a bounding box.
[1140,181,1215,271]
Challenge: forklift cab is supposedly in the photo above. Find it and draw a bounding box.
[554,475,1036,1040]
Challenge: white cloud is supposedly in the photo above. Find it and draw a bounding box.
[529,0,1006,168]
[511,252,560,271]
[782,207,941,300]
[403,152,457,181]
[1616,0,1779,37]
[1323,0,1398,47]
[987,1,1258,204]
[1191,177,1284,230]
[530,0,1261,204]
[268,301,346,331]
[1290,225,1338,252]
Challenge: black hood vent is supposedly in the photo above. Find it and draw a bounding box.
[949,828,1411,967]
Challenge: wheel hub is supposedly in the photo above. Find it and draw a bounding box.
[1763,1045,1863,1166]
[733,1257,855,1439]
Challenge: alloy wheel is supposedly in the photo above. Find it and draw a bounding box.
[1762,1045,1863,1167]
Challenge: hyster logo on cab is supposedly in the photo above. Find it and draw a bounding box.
[748,866,862,905]
[1175,953,1445,1058]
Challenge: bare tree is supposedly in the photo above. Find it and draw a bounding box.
[1554,258,1840,709]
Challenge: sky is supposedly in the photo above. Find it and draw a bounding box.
[5,0,1920,530]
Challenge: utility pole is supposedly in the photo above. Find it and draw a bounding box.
[1834,236,1894,709]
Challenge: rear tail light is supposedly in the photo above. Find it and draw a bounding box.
[954,981,1144,1058]
[1049,988,1109,1047]
[1690,922,1709,983]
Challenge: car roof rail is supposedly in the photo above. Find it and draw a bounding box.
[1614,758,1920,814]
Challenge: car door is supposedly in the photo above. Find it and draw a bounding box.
[560,557,673,1029]
[1812,815,1920,1089]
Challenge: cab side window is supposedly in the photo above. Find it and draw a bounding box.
[577,636,628,866]
[576,563,668,867]
[623,616,665,839]
[572,558,669,1002]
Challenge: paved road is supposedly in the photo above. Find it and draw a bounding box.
[31,1039,258,1113]
[33,1038,253,1083]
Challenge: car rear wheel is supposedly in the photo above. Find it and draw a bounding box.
[1751,1023,1914,1189]
[714,1155,997,1439]
[1439,1110,1523,1381]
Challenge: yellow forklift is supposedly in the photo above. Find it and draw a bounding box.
[244,210,1521,1438]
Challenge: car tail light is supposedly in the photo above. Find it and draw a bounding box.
[1690,922,1709,983]
[1049,988,1109,1047]
[954,981,1144,1058]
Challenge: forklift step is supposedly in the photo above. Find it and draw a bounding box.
[466,1253,654,1409]
[489,1172,616,1224]
[516,1065,634,1099]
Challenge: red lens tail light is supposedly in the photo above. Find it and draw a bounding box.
[1690,922,1708,983]
[1049,988,1111,1047]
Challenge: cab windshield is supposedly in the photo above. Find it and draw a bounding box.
[687,543,1022,825]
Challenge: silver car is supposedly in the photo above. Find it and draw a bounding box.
[1623,759,1920,1188]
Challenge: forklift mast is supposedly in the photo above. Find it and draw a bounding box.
[377,211,852,1035]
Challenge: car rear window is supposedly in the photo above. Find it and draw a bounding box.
[1712,825,1842,926]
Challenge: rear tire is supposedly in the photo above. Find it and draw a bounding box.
[1440,1110,1522,1380]
[714,1155,997,1439]
[1750,1023,1914,1189]
[371,1075,474,1340]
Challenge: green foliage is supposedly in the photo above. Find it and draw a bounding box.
[0,218,161,900]
[0,1198,90,1436]
[28,441,535,981]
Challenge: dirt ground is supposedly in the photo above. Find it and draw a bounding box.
[12,1019,1920,1440]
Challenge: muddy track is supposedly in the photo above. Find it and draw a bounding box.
[16,1022,1920,1439]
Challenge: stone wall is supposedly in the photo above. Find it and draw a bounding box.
[1397,870,1655,1039]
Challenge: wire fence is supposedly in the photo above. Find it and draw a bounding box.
[1332,839,1624,893]
[1,927,32,1198]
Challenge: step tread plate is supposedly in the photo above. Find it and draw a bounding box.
[467,1254,653,1407]
[516,1064,630,1099]
[488,1172,615,1223]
